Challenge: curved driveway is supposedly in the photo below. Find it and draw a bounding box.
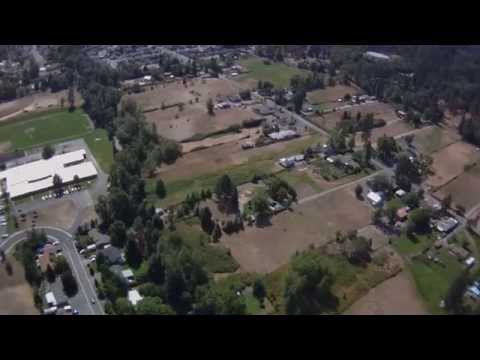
[1,226,104,315]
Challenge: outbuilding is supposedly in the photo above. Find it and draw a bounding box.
[367,191,383,207]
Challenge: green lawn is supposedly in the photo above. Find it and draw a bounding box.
[83,129,114,173]
[391,232,436,258]
[0,109,92,150]
[149,134,327,207]
[237,57,310,88]
[245,294,262,315]
[276,169,325,193]
[408,249,464,314]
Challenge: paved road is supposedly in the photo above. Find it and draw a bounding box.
[1,226,104,315]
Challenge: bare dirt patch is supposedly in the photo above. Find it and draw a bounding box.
[345,270,427,315]
[222,185,372,273]
[434,164,480,212]
[126,79,254,141]
[19,200,78,230]
[181,127,261,153]
[427,141,480,189]
[0,256,39,315]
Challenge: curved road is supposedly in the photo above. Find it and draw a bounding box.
[1,226,104,315]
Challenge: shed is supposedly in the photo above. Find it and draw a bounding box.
[367,191,383,206]
[395,189,407,198]
[465,257,476,268]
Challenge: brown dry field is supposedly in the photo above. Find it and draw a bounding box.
[427,141,480,189]
[0,90,81,123]
[345,270,427,315]
[181,127,261,153]
[306,85,360,105]
[434,164,480,212]
[222,185,372,273]
[311,102,402,132]
[0,256,39,315]
[19,200,77,231]
[411,126,461,155]
[126,79,254,141]
[358,225,389,251]
[355,120,413,148]
[157,135,319,183]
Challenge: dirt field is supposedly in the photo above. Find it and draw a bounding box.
[345,270,428,315]
[181,127,261,153]
[126,79,254,141]
[411,126,461,155]
[311,102,402,132]
[222,185,372,273]
[0,90,81,123]
[19,200,78,230]
[427,141,480,189]
[434,164,480,211]
[355,120,413,148]
[307,85,360,106]
[358,225,389,252]
[0,256,39,315]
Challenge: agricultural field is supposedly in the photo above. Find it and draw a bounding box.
[434,163,480,212]
[427,141,480,189]
[0,109,92,151]
[0,256,39,315]
[311,101,403,133]
[345,270,428,315]
[149,134,328,207]
[83,129,114,173]
[306,84,360,106]
[126,78,254,141]
[355,120,413,148]
[236,57,310,89]
[411,126,461,155]
[221,184,372,273]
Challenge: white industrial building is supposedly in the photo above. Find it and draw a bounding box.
[0,149,97,199]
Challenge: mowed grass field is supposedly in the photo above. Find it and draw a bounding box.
[0,109,92,151]
[83,129,114,173]
[237,57,310,89]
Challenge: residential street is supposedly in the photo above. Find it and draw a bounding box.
[1,227,104,315]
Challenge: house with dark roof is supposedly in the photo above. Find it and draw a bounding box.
[98,246,124,265]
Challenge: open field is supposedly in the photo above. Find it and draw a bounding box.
[434,163,480,212]
[181,127,261,153]
[354,120,413,148]
[222,185,372,273]
[0,89,83,123]
[306,85,360,106]
[427,141,480,189]
[345,270,427,315]
[311,102,402,133]
[0,109,92,151]
[83,129,114,173]
[0,256,39,315]
[411,126,461,155]
[126,78,253,141]
[236,57,310,89]
[150,134,328,207]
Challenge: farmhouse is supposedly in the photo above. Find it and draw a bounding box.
[437,217,459,233]
[367,191,383,206]
[0,149,97,199]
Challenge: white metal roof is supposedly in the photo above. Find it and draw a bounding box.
[45,292,57,306]
[128,290,143,306]
[367,191,383,204]
[0,149,97,199]
[122,269,134,279]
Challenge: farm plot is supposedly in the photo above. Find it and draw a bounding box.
[236,57,310,89]
[434,163,480,212]
[151,134,327,207]
[0,109,92,150]
[345,270,427,315]
[0,256,39,315]
[311,101,402,132]
[126,78,254,141]
[411,126,461,155]
[427,141,480,189]
[307,85,360,106]
[222,185,373,273]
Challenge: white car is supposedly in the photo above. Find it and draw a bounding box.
[52,240,60,246]
[64,190,69,195]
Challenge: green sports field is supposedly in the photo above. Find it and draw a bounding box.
[83,129,114,173]
[237,57,310,88]
[0,109,92,150]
